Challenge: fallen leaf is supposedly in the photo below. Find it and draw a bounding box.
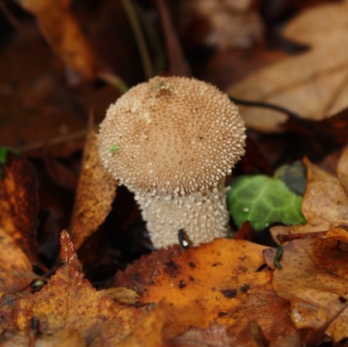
[0,153,40,265]
[227,174,305,231]
[0,230,146,346]
[14,0,99,83]
[0,329,86,347]
[116,305,164,347]
[115,244,183,294]
[176,0,264,52]
[70,129,118,250]
[0,227,36,295]
[326,227,348,243]
[43,150,78,191]
[337,145,348,193]
[264,238,348,343]
[300,158,348,231]
[165,324,236,347]
[271,157,348,241]
[105,287,139,305]
[117,238,300,344]
[229,1,348,132]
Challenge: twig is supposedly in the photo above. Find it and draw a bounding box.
[276,231,327,243]
[121,0,154,79]
[229,95,303,121]
[17,128,92,153]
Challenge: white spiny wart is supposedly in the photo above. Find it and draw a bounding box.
[98,76,246,248]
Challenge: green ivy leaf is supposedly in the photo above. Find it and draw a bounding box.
[227,175,306,231]
[0,147,9,180]
[0,147,8,164]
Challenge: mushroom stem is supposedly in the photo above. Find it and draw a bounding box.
[134,178,231,248]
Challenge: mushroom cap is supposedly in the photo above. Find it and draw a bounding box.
[98,76,246,196]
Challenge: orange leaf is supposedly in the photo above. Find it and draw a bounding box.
[327,227,348,243]
[116,305,165,347]
[3,231,145,345]
[123,238,301,343]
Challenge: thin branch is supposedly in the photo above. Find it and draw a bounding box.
[121,0,154,79]
[229,95,303,121]
[17,128,92,154]
[276,231,327,243]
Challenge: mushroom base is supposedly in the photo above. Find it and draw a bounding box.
[134,178,232,248]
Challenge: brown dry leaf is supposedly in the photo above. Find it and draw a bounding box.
[0,230,146,347]
[70,129,118,250]
[105,287,139,305]
[176,0,264,52]
[271,157,348,241]
[0,227,36,295]
[132,239,300,345]
[337,145,348,193]
[264,238,348,343]
[300,158,348,231]
[15,0,98,83]
[165,324,236,347]
[229,1,348,132]
[0,153,40,265]
[326,227,348,243]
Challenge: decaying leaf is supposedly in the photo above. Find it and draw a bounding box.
[337,145,348,193]
[271,157,348,244]
[229,1,348,132]
[0,230,146,346]
[117,238,300,344]
[116,305,164,347]
[176,0,264,52]
[0,227,36,295]
[299,158,348,231]
[0,153,40,265]
[14,0,99,83]
[105,287,139,305]
[264,238,348,343]
[0,329,86,347]
[70,129,118,250]
[165,323,235,347]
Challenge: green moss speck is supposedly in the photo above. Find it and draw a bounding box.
[109,144,120,154]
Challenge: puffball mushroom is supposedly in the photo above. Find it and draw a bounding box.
[98,76,246,248]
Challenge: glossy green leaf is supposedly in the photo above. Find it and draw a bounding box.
[227,175,306,231]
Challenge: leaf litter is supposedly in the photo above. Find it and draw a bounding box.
[1,1,348,346]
